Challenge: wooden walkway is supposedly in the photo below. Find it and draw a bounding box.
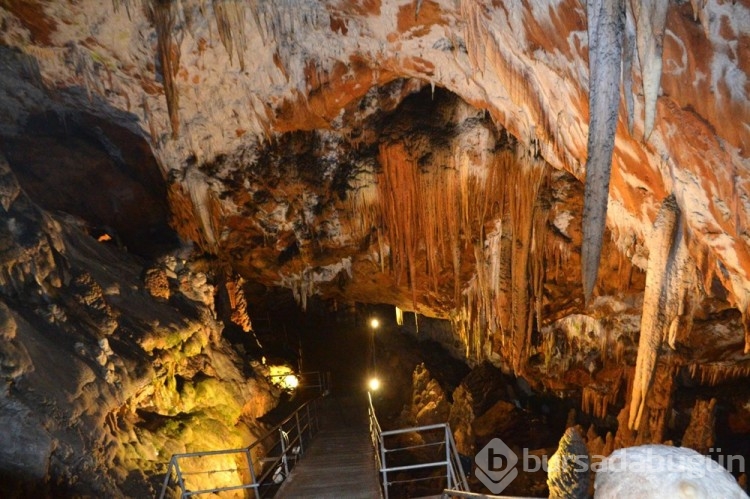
[276,395,382,498]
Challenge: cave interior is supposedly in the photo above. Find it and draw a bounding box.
[0,0,749,497]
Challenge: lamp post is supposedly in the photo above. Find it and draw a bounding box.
[369,317,379,371]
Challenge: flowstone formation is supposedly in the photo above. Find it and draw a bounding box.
[0,152,279,496]
[0,0,749,495]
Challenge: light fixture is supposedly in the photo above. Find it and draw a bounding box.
[368,377,381,391]
[370,318,379,329]
[284,374,299,389]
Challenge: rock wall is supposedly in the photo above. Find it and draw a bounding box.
[0,152,279,496]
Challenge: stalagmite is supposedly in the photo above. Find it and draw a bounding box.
[547,427,590,499]
[628,195,680,430]
[629,0,669,140]
[582,0,624,303]
[681,398,716,454]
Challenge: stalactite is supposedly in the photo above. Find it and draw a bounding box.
[471,242,489,360]
[68,44,102,101]
[688,0,710,33]
[509,153,547,373]
[664,227,698,349]
[629,195,680,430]
[379,131,507,326]
[378,143,421,306]
[344,171,379,244]
[455,151,516,362]
[142,97,158,147]
[226,274,252,332]
[149,0,181,139]
[461,0,559,162]
[629,0,669,140]
[420,162,454,293]
[496,209,513,337]
[582,0,624,303]
[111,0,135,18]
[184,168,219,250]
[531,176,551,333]
[689,362,750,386]
[622,6,636,135]
[213,0,248,71]
[581,372,624,420]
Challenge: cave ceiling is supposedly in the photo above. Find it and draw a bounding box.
[0,0,749,420]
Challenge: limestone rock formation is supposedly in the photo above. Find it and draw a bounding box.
[548,426,590,499]
[594,445,748,498]
[0,154,278,496]
[0,0,748,495]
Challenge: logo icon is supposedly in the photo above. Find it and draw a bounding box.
[475,438,518,494]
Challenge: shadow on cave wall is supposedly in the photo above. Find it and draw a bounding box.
[0,46,179,259]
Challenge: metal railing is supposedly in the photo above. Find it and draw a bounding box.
[368,393,469,499]
[441,490,540,499]
[158,392,325,498]
[296,371,331,394]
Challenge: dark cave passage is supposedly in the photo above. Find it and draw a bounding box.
[1,111,179,258]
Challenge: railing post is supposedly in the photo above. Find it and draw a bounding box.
[306,403,312,442]
[245,448,261,499]
[445,426,453,491]
[314,397,321,433]
[174,459,187,499]
[380,436,388,499]
[158,458,175,499]
[280,428,290,476]
[446,424,469,491]
[295,411,304,456]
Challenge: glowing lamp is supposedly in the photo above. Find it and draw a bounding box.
[368,377,381,391]
[284,374,299,389]
[370,318,379,329]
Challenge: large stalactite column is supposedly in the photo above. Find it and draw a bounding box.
[508,157,547,374]
[628,195,680,430]
[581,0,624,304]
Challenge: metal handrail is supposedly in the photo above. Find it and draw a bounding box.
[368,393,470,499]
[442,490,541,499]
[158,390,326,499]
